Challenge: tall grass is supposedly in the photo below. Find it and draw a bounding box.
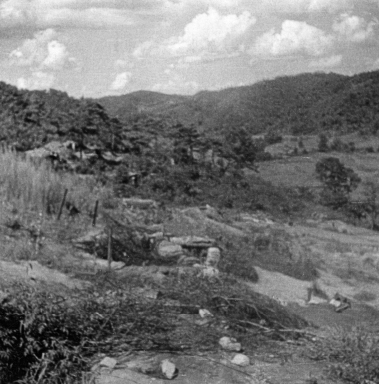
[0,148,99,216]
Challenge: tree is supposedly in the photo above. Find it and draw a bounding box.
[316,157,361,208]
[222,127,260,171]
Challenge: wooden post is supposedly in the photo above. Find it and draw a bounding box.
[107,227,112,271]
[92,200,99,227]
[57,189,68,221]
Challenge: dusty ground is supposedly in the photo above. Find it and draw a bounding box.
[0,204,377,384]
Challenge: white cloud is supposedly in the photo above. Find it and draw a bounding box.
[114,59,128,70]
[17,71,55,90]
[110,71,132,91]
[333,13,376,43]
[9,28,75,71]
[251,20,333,57]
[309,54,342,68]
[134,7,255,63]
[0,0,135,30]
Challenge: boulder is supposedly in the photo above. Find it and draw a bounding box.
[99,357,117,370]
[160,359,178,380]
[219,337,242,352]
[156,241,184,260]
[231,354,250,367]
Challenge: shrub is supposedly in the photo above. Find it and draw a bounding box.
[0,284,174,383]
[308,326,379,383]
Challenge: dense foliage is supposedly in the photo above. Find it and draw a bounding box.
[0,82,125,152]
[316,157,361,209]
[99,70,379,137]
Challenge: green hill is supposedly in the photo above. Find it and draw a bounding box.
[98,70,379,137]
[0,82,125,152]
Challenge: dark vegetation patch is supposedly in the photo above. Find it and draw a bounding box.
[99,70,379,137]
[0,275,309,384]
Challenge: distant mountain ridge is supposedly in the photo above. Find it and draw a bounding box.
[98,70,379,136]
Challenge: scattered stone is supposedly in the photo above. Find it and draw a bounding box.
[156,241,184,260]
[99,357,117,369]
[330,293,351,313]
[199,309,213,318]
[231,354,250,367]
[219,337,242,352]
[205,247,221,267]
[160,359,177,380]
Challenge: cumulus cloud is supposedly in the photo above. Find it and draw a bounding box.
[251,20,333,57]
[110,71,132,91]
[9,28,75,71]
[0,0,135,30]
[309,54,342,68]
[17,71,55,90]
[333,13,377,43]
[134,7,255,63]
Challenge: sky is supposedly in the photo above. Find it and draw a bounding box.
[0,0,378,98]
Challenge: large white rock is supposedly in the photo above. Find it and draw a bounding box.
[219,337,242,352]
[156,241,183,259]
[99,357,117,369]
[231,354,250,367]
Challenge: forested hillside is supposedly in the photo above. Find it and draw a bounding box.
[99,70,379,137]
[0,82,125,152]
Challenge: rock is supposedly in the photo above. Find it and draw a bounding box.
[177,256,200,266]
[200,266,220,279]
[200,204,223,221]
[160,359,177,380]
[74,228,105,248]
[99,357,117,369]
[170,236,216,249]
[205,247,221,267]
[231,354,250,367]
[199,309,213,318]
[156,241,184,260]
[219,337,242,352]
[93,259,126,270]
[122,198,158,210]
[307,296,327,305]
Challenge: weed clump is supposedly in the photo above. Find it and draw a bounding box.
[0,284,175,384]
